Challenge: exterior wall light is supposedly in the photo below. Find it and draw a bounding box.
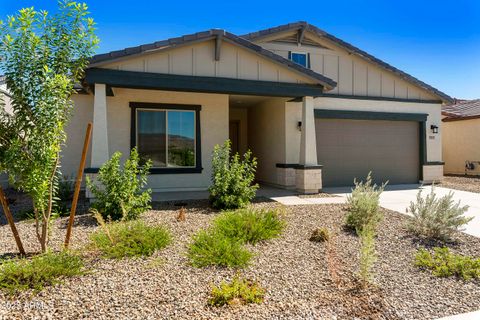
[430,125,439,134]
[297,121,302,131]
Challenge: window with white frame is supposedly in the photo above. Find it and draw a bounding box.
[290,52,308,68]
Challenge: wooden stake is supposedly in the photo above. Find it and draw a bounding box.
[0,185,26,255]
[64,122,92,249]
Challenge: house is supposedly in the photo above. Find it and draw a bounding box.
[60,21,451,194]
[0,76,12,189]
[442,99,480,175]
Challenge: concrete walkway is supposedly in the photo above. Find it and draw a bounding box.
[323,184,480,238]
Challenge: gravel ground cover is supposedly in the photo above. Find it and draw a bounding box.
[297,192,338,198]
[440,175,480,193]
[1,200,480,319]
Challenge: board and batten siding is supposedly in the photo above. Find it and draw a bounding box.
[101,40,316,85]
[258,40,437,101]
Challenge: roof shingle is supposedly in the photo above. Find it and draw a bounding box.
[442,99,480,121]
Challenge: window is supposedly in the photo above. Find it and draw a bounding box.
[131,103,202,173]
[290,52,309,68]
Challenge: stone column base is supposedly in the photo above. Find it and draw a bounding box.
[421,164,444,184]
[275,165,297,189]
[295,165,323,194]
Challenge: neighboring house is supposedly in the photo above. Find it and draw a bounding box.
[442,99,480,175]
[58,21,451,194]
[0,76,12,189]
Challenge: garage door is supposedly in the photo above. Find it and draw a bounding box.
[316,118,420,187]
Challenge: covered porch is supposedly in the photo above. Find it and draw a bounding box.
[82,68,325,195]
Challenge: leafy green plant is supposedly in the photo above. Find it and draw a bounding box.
[0,1,98,252]
[209,140,259,210]
[415,247,480,280]
[0,251,84,294]
[407,187,471,241]
[358,225,377,286]
[346,172,387,234]
[213,208,285,245]
[87,148,152,221]
[209,274,265,307]
[54,174,75,217]
[90,220,171,259]
[187,229,252,268]
[309,227,330,242]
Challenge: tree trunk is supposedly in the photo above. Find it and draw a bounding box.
[0,186,26,255]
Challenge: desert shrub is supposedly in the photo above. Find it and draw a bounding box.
[54,174,75,217]
[209,274,265,307]
[346,172,387,233]
[407,187,471,241]
[415,247,480,280]
[87,148,152,221]
[213,208,285,245]
[187,229,252,268]
[309,227,330,242]
[90,219,171,259]
[358,225,377,286]
[0,251,84,294]
[209,140,259,210]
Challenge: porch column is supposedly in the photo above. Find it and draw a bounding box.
[296,96,322,193]
[91,83,109,167]
[299,96,317,165]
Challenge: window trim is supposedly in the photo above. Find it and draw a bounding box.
[290,51,308,68]
[130,102,202,174]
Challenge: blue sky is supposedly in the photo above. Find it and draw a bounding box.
[1,0,479,99]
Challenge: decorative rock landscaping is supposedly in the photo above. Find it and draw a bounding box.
[1,200,480,319]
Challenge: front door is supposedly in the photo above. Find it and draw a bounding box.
[229,120,240,155]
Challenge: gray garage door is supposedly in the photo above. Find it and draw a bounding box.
[316,118,420,187]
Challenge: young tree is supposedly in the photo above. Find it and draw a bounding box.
[0,1,98,252]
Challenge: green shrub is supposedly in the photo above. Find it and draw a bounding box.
[54,174,75,217]
[415,247,480,280]
[90,220,171,259]
[0,251,84,294]
[187,229,252,268]
[213,208,285,245]
[209,140,259,210]
[309,227,330,242]
[358,225,377,286]
[87,148,152,221]
[346,172,387,234]
[407,187,471,241]
[209,274,265,307]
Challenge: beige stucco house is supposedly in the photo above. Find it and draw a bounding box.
[61,21,451,194]
[442,99,480,175]
[0,76,12,189]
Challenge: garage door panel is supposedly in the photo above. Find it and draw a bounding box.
[316,118,419,187]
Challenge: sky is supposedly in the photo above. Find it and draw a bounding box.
[1,0,479,99]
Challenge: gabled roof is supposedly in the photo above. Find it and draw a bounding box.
[88,29,337,90]
[442,99,480,121]
[242,21,453,103]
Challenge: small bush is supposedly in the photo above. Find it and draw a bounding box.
[309,227,330,242]
[415,247,480,280]
[358,225,377,286]
[0,251,84,294]
[209,275,265,307]
[214,208,285,245]
[90,220,171,259]
[54,174,75,217]
[408,187,471,241]
[209,140,259,210]
[346,172,387,234]
[187,230,252,268]
[87,148,152,221]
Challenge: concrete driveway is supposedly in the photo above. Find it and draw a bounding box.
[324,184,480,238]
